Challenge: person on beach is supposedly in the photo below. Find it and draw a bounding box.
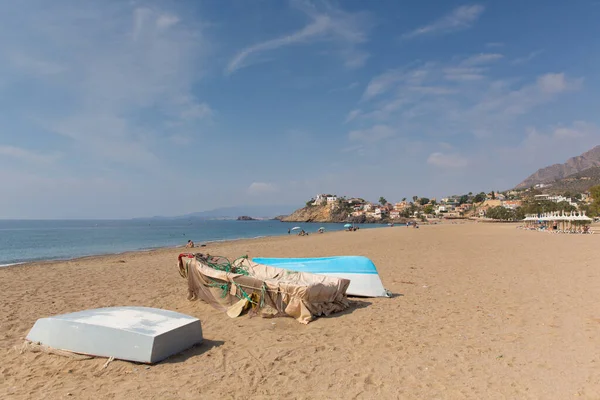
[186,239,195,248]
[288,228,291,234]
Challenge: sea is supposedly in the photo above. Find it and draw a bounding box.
[0,219,386,266]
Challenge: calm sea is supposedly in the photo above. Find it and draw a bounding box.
[0,219,385,266]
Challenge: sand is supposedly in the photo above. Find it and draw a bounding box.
[2,223,600,399]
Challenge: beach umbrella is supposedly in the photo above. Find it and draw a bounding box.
[344,223,352,228]
[291,227,301,231]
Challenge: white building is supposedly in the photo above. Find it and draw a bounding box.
[534,194,577,207]
[313,194,326,205]
[326,196,338,203]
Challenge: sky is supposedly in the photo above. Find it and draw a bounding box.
[1,0,600,218]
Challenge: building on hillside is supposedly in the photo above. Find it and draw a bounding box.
[456,203,472,213]
[374,207,388,217]
[382,203,394,212]
[313,194,326,205]
[582,192,592,203]
[435,205,448,214]
[496,193,506,200]
[326,196,338,203]
[534,194,577,207]
[347,198,364,206]
[390,210,402,219]
[502,200,522,209]
[364,203,374,212]
[394,201,409,211]
[366,211,382,220]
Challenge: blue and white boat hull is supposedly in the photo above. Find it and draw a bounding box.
[253,256,390,298]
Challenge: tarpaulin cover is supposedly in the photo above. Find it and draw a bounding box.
[178,254,350,324]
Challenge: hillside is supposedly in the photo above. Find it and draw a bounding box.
[539,166,600,194]
[281,205,346,223]
[516,145,600,188]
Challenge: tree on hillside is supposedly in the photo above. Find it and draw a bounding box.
[379,197,387,206]
[491,191,496,199]
[459,194,469,205]
[419,197,430,206]
[514,199,577,219]
[485,206,516,221]
[412,196,418,203]
[584,185,600,217]
[402,197,406,202]
[473,192,486,203]
[423,205,434,215]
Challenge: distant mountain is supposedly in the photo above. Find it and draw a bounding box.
[516,145,600,189]
[170,205,298,220]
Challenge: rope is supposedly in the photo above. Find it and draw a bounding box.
[181,254,275,309]
[196,254,250,276]
[207,280,230,298]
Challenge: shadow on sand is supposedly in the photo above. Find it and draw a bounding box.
[324,299,372,319]
[162,339,225,364]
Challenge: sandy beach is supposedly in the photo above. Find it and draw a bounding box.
[2,223,600,399]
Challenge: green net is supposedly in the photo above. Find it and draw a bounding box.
[195,253,250,275]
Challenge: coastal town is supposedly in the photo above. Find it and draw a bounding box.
[295,185,600,224]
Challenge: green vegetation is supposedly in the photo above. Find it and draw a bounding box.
[379,197,387,206]
[580,185,600,217]
[473,192,486,203]
[485,206,517,220]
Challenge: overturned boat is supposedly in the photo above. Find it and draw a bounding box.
[26,307,203,363]
[253,256,391,298]
[178,254,350,324]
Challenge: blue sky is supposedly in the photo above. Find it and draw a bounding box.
[1,0,600,218]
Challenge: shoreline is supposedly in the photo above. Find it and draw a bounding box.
[0,228,363,270]
[0,220,394,269]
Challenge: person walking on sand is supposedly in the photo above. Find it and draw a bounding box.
[185,239,195,248]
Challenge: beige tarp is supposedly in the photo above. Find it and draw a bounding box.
[178,254,350,324]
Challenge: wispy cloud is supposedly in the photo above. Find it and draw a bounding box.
[485,42,504,48]
[460,53,503,66]
[329,81,359,93]
[348,124,395,144]
[350,52,583,151]
[226,2,371,74]
[427,152,468,168]
[401,4,484,40]
[511,49,544,65]
[345,109,362,123]
[0,145,61,164]
[0,2,212,172]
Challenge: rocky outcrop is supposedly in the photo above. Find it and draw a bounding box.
[281,205,342,223]
[516,145,600,188]
[281,205,393,223]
